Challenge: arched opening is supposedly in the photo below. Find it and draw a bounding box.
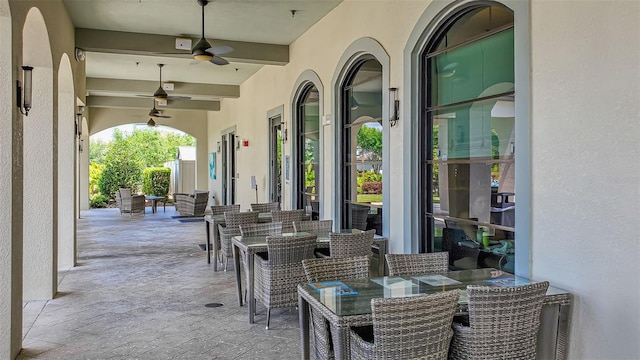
[57,54,76,271]
[22,7,55,300]
[89,124,197,206]
[418,3,515,272]
[294,82,321,220]
[339,57,384,235]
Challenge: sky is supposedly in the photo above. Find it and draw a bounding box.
[91,124,187,143]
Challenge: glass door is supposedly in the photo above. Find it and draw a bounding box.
[269,116,282,204]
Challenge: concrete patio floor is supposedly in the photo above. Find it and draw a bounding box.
[19,206,301,359]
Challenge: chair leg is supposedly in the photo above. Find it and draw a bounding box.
[266,308,271,330]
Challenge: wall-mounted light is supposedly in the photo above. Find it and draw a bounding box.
[75,106,84,138]
[216,141,221,152]
[79,139,84,153]
[16,65,33,116]
[389,87,399,127]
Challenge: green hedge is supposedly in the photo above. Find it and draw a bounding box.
[142,167,171,197]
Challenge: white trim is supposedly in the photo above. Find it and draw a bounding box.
[331,37,390,236]
[290,70,324,217]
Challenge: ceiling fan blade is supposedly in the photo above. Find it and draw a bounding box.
[167,95,192,101]
[136,94,154,98]
[210,56,229,66]
[156,114,171,119]
[207,45,233,55]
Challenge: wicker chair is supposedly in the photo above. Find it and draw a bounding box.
[385,252,449,276]
[350,290,461,360]
[302,256,370,360]
[115,188,145,216]
[293,220,333,236]
[209,204,241,263]
[239,222,283,236]
[329,229,376,258]
[449,281,550,360]
[250,202,280,213]
[271,209,305,233]
[174,190,209,216]
[351,204,370,231]
[254,234,317,329]
[210,204,240,215]
[218,211,259,270]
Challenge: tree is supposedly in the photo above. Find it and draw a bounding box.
[357,124,382,159]
[89,140,108,164]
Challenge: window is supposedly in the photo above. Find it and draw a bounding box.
[296,84,320,219]
[421,4,515,272]
[341,58,383,235]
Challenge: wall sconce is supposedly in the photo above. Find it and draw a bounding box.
[216,141,221,152]
[509,141,515,155]
[75,108,84,138]
[16,65,33,116]
[389,87,399,127]
[78,139,84,153]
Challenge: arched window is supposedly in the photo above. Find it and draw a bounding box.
[421,4,515,272]
[296,84,320,219]
[341,58,383,235]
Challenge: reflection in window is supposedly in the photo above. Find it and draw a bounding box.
[422,4,515,272]
[296,85,320,219]
[341,58,383,235]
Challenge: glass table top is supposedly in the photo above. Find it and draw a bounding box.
[299,268,569,316]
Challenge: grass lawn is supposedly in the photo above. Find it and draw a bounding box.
[356,194,383,203]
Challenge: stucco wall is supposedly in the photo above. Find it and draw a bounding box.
[530,1,640,359]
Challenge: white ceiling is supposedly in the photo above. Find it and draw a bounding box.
[63,0,342,107]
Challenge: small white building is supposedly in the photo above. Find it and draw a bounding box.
[164,146,196,196]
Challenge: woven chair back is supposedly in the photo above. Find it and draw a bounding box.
[329,229,375,258]
[211,204,240,215]
[265,234,317,265]
[224,211,259,228]
[370,290,460,357]
[302,255,369,282]
[240,222,283,236]
[271,209,305,232]
[385,252,449,276]
[250,202,280,213]
[293,220,333,236]
[464,281,550,359]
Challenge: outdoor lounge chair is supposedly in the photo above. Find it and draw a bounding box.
[115,188,145,216]
[174,190,209,216]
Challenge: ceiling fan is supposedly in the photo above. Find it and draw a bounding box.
[191,0,233,65]
[148,100,171,119]
[138,64,191,102]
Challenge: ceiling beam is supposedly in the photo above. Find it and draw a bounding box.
[87,96,220,111]
[76,28,289,65]
[86,77,239,99]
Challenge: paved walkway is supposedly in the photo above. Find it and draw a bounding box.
[19,207,300,359]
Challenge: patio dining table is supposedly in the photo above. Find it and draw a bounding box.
[232,231,388,324]
[297,268,572,360]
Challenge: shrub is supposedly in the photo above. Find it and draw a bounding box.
[356,170,382,193]
[142,167,171,197]
[89,194,110,208]
[361,181,382,194]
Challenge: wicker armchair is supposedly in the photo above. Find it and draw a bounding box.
[240,222,283,237]
[250,202,280,213]
[271,209,305,233]
[218,211,259,271]
[385,252,449,276]
[115,188,145,216]
[350,290,461,360]
[302,256,370,360]
[449,281,550,360]
[174,190,209,216]
[254,234,317,329]
[329,229,376,258]
[293,220,333,236]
